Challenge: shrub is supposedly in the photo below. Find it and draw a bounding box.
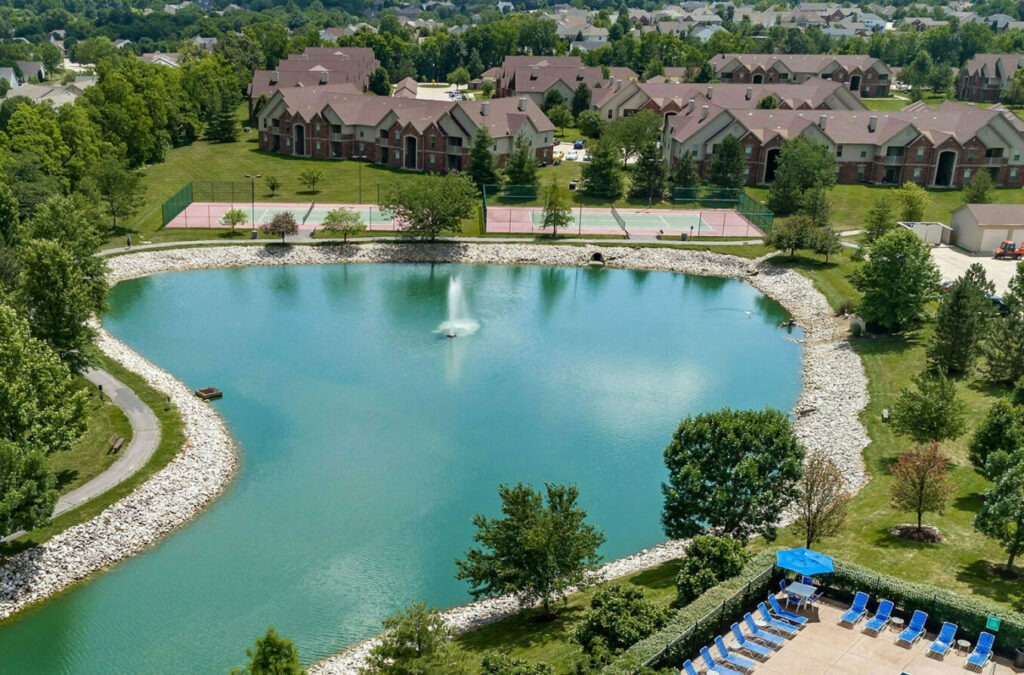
[574,585,673,658]
[675,536,750,605]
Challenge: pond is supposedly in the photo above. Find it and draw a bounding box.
[0,263,803,672]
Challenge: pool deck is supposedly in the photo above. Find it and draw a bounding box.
[720,600,1017,675]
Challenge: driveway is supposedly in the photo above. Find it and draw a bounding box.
[930,245,1018,294]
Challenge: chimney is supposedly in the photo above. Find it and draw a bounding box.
[270,70,279,84]
[530,66,539,80]
[615,78,622,91]
[481,101,490,116]
[699,105,708,122]
[687,98,695,114]
[818,114,827,130]
[577,66,586,81]
[706,86,713,100]
[518,97,528,111]
[320,71,328,85]
[868,115,877,133]
[745,86,752,100]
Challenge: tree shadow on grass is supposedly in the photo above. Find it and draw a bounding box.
[53,469,78,491]
[455,603,588,655]
[956,559,1024,611]
[626,559,682,591]
[849,331,922,357]
[953,492,985,515]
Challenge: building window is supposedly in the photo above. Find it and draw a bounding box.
[359,143,365,153]
[380,129,387,140]
[916,147,924,161]
[836,144,843,158]
[744,145,751,157]
[1012,168,1019,180]
[315,142,321,152]
[262,119,267,129]
[359,131,364,138]
[913,168,922,180]
[691,144,698,157]
[857,164,865,178]
[743,167,750,178]
[286,138,291,147]
[967,148,976,162]
[394,131,400,142]
[607,110,613,119]
[315,123,321,133]
[879,74,889,83]
[1015,152,1021,161]
[430,136,436,148]
[493,144,497,151]
[429,154,435,165]
[964,168,973,179]
[860,150,867,158]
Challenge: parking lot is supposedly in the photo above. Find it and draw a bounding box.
[931,245,1018,294]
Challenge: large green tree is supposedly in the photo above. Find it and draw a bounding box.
[767,136,837,214]
[766,214,815,257]
[363,601,467,675]
[974,459,1024,569]
[467,127,499,191]
[674,535,750,605]
[864,193,896,243]
[571,82,592,118]
[607,110,660,168]
[540,176,573,238]
[582,139,623,200]
[670,153,700,190]
[970,397,1024,481]
[705,135,746,189]
[985,262,1024,383]
[891,372,966,444]
[230,626,305,675]
[455,482,605,618]
[503,132,538,188]
[662,407,805,542]
[963,169,994,204]
[85,157,146,232]
[928,264,994,374]
[895,181,930,222]
[890,442,957,533]
[573,584,672,665]
[852,228,940,332]
[381,174,477,240]
[629,138,666,202]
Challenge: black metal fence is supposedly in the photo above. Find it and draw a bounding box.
[672,187,775,233]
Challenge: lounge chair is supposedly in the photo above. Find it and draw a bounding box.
[700,646,744,675]
[715,636,757,672]
[863,599,893,635]
[966,631,995,671]
[744,612,786,648]
[897,610,928,647]
[681,659,700,675]
[839,591,869,626]
[757,602,799,636]
[768,595,809,626]
[731,622,774,658]
[928,622,957,658]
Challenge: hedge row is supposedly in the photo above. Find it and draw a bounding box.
[828,559,1024,656]
[602,550,777,674]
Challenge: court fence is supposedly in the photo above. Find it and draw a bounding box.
[672,187,774,234]
[481,184,539,220]
[161,182,193,227]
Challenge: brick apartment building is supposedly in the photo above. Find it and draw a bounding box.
[957,54,1024,103]
[711,54,893,97]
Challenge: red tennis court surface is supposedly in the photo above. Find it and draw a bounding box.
[485,206,763,238]
[165,202,402,231]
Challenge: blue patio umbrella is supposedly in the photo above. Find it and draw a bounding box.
[776,548,834,576]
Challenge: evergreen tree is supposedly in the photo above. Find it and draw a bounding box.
[231,626,305,675]
[963,169,994,204]
[541,89,565,113]
[571,82,592,118]
[811,226,842,262]
[974,459,1024,569]
[503,133,537,188]
[852,228,940,332]
[540,176,573,238]
[706,135,746,189]
[928,263,994,374]
[801,188,831,228]
[582,139,623,200]
[969,396,1024,481]
[865,193,896,242]
[767,136,837,214]
[467,127,499,191]
[985,262,1024,383]
[670,153,701,190]
[629,139,666,203]
[206,96,240,143]
[368,66,391,96]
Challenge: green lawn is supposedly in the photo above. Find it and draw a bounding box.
[47,375,133,494]
[861,97,911,112]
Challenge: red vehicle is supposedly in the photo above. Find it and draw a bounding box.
[994,240,1024,259]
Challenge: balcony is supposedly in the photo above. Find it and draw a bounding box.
[987,157,1006,166]
[883,155,905,166]
[330,132,343,142]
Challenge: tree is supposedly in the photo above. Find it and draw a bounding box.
[261,211,298,243]
[577,110,604,139]
[766,214,815,257]
[571,82,592,118]
[852,228,940,332]
[811,227,842,263]
[85,157,146,232]
[206,97,241,143]
[381,174,476,240]
[320,208,366,243]
[974,459,1024,569]
[539,177,574,239]
[266,176,281,197]
[674,536,750,605]
[890,442,957,533]
[447,66,470,90]
[582,139,623,200]
[891,373,966,444]
[670,153,700,190]
[504,133,537,188]
[455,482,605,618]
[756,95,779,109]
[0,438,57,539]
[478,81,496,99]
[480,653,553,675]
[546,104,573,133]
[801,188,831,228]
[629,139,666,203]
[767,136,837,214]
[928,264,994,374]
[230,626,305,675]
[963,169,994,204]
[706,135,746,189]
[467,127,500,191]
[865,194,896,242]
[368,66,391,96]
[220,208,249,234]
[298,169,325,194]
[541,89,565,113]
[607,110,660,168]
[573,585,673,662]
[895,181,930,222]
[364,602,466,675]
[662,407,805,543]
[970,397,1024,481]
[985,263,1024,383]
[791,450,850,548]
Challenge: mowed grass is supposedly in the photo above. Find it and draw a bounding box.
[47,375,133,494]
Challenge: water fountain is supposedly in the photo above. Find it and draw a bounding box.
[439,276,480,337]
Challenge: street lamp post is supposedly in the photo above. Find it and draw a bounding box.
[245,173,261,237]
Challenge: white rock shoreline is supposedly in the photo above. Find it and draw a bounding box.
[0,242,869,672]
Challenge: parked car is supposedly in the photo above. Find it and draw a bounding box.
[573,139,585,149]
[565,150,580,161]
[582,151,591,161]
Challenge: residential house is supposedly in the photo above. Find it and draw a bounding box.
[393,77,418,98]
[712,54,893,97]
[256,86,555,170]
[248,47,380,114]
[958,53,1024,102]
[140,52,181,67]
[0,67,17,91]
[15,61,46,83]
[495,55,636,103]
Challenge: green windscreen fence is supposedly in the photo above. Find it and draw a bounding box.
[161,182,193,227]
[481,184,540,220]
[672,187,774,233]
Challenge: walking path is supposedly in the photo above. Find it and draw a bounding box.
[56,369,161,517]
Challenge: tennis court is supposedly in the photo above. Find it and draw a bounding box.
[485,205,764,238]
[165,202,401,231]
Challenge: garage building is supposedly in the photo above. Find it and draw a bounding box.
[950,204,1024,253]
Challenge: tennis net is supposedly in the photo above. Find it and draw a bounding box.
[302,202,316,224]
[610,205,629,238]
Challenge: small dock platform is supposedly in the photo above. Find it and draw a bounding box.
[195,387,223,401]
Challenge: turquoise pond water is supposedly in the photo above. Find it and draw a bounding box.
[0,263,803,673]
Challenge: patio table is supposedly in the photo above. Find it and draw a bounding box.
[956,639,971,655]
[786,581,816,601]
[890,617,905,633]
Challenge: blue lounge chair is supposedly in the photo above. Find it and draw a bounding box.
[731,622,774,658]
[839,591,869,626]
[966,632,995,671]
[897,610,928,647]
[863,599,893,634]
[700,646,744,675]
[681,659,700,675]
[928,622,957,657]
[744,612,786,648]
[715,636,757,672]
[768,595,809,626]
[757,602,799,636]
